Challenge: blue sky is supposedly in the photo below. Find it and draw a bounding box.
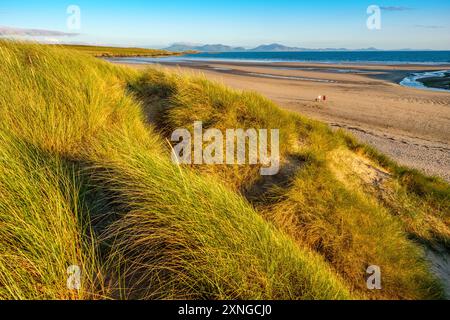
[1,0,449,49]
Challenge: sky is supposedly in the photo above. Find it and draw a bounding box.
[1,0,449,49]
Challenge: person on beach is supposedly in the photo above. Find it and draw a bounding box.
[315,95,327,102]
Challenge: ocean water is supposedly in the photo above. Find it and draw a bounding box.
[400,70,450,92]
[107,51,450,92]
[108,51,450,65]
[178,51,450,65]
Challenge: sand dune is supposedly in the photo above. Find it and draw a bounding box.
[115,60,450,182]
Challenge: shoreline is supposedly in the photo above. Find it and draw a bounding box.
[110,59,450,182]
[106,57,450,91]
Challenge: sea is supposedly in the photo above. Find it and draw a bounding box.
[109,51,450,92]
[140,51,450,65]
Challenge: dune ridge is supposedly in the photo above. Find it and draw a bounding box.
[0,41,449,300]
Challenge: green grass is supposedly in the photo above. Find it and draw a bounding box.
[88,132,351,299]
[57,44,185,57]
[0,131,105,299]
[0,40,448,300]
[128,67,449,299]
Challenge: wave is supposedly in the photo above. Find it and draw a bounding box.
[400,70,450,92]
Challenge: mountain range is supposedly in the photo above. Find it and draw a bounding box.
[164,43,381,52]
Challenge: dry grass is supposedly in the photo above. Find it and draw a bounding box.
[0,40,448,300]
[130,67,449,299]
[57,44,182,57]
[0,41,351,300]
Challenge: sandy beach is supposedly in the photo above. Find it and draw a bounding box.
[113,59,450,182]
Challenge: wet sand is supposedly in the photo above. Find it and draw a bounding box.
[111,59,450,182]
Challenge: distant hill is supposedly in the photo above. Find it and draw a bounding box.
[165,43,246,52]
[164,42,383,53]
[249,43,307,52]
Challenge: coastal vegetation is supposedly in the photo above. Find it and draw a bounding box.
[57,44,185,57]
[0,40,448,300]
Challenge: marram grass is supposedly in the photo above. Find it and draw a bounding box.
[0,40,448,300]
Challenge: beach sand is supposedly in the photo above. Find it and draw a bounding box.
[113,60,450,182]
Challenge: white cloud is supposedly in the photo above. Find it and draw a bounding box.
[380,6,413,11]
[0,26,78,37]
